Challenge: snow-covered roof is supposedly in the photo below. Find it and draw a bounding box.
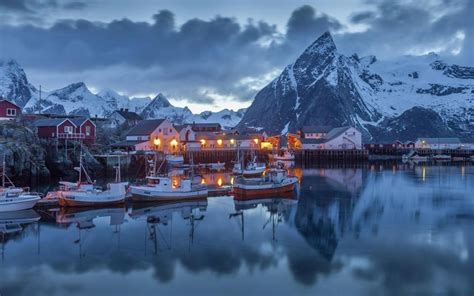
[114,109,142,121]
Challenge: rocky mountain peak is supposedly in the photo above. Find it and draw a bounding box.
[151,93,172,108]
[0,58,36,107]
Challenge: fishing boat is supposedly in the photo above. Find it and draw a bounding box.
[402,151,428,163]
[130,154,208,202]
[273,149,295,161]
[432,154,451,161]
[130,176,208,201]
[232,162,243,175]
[166,154,184,165]
[58,153,128,207]
[0,155,40,212]
[242,156,266,177]
[233,168,298,197]
[208,162,225,170]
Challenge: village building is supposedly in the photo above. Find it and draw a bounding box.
[299,126,362,150]
[34,117,96,144]
[112,119,179,152]
[0,99,21,121]
[107,108,142,128]
[414,138,463,149]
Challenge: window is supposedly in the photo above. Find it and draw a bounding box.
[64,126,73,134]
[6,108,16,116]
[85,126,91,136]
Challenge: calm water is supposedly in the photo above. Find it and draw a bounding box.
[1,164,473,296]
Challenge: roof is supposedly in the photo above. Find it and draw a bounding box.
[114,110,142,121]
[174,125,185,132]
[188,123,222,131]
[301,125,333,134]
[0,99,21,108]
[127,119,166,136]
[34,118,73,127]
[111,140,148,147]
[71,118,94,127]
[417,137,461,144]
[301,126,353,144]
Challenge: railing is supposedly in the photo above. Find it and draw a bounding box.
[57,133,86,139]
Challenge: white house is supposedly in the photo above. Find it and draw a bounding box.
[301,126,362,150]
[107,108,142,128]
[112,119,179,152]
[414,138,462,149]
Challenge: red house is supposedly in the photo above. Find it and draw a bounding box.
[0,99,21,120]
[34,117,96,144]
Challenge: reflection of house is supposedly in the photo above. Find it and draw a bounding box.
[112,119,179,152]
[299,126,362,150]
[107,108,142,128]
[0,99,21,121]
[34,117,96,144]
[415,138,462,149]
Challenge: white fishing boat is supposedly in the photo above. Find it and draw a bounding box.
[273,149,295,161]
[130,176,208,201]
[0,155,40,212]
[208,162,225,170]
[233,169,298,198]
[432,154,451,161]
[241,156,266,177]
[131,153,208,202]
[232,162,243,175]
[58,153,128,207]
[166,154,184,165]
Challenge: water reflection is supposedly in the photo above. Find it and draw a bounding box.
[0,165,473,295]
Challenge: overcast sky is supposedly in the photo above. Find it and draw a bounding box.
[0,0,472,112]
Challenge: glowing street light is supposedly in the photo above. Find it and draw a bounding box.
[200,139,206,145]
[217,139,223,146]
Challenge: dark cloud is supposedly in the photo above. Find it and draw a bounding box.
[0,2,472,108]
[339,0,472,63]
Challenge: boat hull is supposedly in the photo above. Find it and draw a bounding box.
[0,196,40,212]
[130,187,209,202]
[58,197,125,207]
[233,183,296,198]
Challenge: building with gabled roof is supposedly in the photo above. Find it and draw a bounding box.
[300,126,362,150]
[415,137,462,149]
[107,108,142,128]
[0,99,21,121]
[112,119,179,152]
[34,117,96,144]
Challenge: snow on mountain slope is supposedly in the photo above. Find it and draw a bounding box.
[0,59,38,107]
[98,89,151,114]
[190,108,247,129]
[239,31,474,140]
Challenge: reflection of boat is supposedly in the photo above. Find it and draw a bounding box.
[166,154,184,165]
[230,196,298,241]
[56,207,126,228]
[0,209,41,226]
[233,169,298,197]
[130,199,208,222]
[273,149,295,161]
[432,154,451,161]
[58,154,128,207]
[130,176,208,202]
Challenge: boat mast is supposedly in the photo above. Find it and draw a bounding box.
[2,154,5,188]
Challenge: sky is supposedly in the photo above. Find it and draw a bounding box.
[0,0,472,113]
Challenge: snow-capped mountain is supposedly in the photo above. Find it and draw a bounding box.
[140,93,247,128]
[0,58,247,127]
[0,59,38,107]
[239,32,474,141]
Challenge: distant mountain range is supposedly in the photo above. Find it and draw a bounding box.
[3,31,474,141]
[238,32,474,141]
[0,59,246,129]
